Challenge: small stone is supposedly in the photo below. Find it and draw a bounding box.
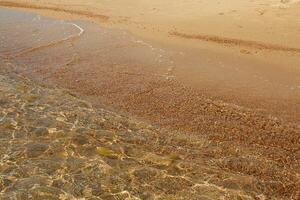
[23,94,39,102]
[36,118,55,127]
[96,147,119,159]
[0,99,9,106]
[1,122,15,130]
[72,134,88,145]
[26,143,49,158]
[133,167,159,183]
[31,127,49,137]
[143,153,172,166]
[15,84,28,93]
[221,179,241,190]
[30,186,64,200]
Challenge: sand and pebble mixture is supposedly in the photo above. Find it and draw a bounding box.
[0,1,300,199]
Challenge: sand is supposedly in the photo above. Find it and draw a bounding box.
[1,0,300,45]
[1,0,300,122]
[0,1,300,199]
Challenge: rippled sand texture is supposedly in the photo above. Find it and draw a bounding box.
[1,61,299,200]
[1,0,300,122]
[0,4,300,200]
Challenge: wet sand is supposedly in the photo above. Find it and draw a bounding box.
[0,2,300,199]
[3,61,298,200]
[1,0,300,122]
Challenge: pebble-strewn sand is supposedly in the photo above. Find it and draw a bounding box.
[1,0,300,121]
[1,59,299,200]
[0,1,299,199]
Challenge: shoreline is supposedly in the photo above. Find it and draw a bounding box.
[1,0,300,48]
[0,6,299,144]
[0,4,300,199]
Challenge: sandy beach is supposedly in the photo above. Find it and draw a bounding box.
[0,1,300,199]
[1,0,300,121]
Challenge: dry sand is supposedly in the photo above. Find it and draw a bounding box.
[1,0,300,46]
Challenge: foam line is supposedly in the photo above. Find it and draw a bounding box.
[13,22,84,57]
[70,22,84,37]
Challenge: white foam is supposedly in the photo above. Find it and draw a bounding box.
[13,22,84,57]
[70,22,85,37]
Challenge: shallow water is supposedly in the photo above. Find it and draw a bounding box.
[0,8,80,57]
[0,7,299,200]
[1,6,300,124]
[0,7,173,75]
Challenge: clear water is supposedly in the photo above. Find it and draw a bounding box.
[0,7,173,77]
